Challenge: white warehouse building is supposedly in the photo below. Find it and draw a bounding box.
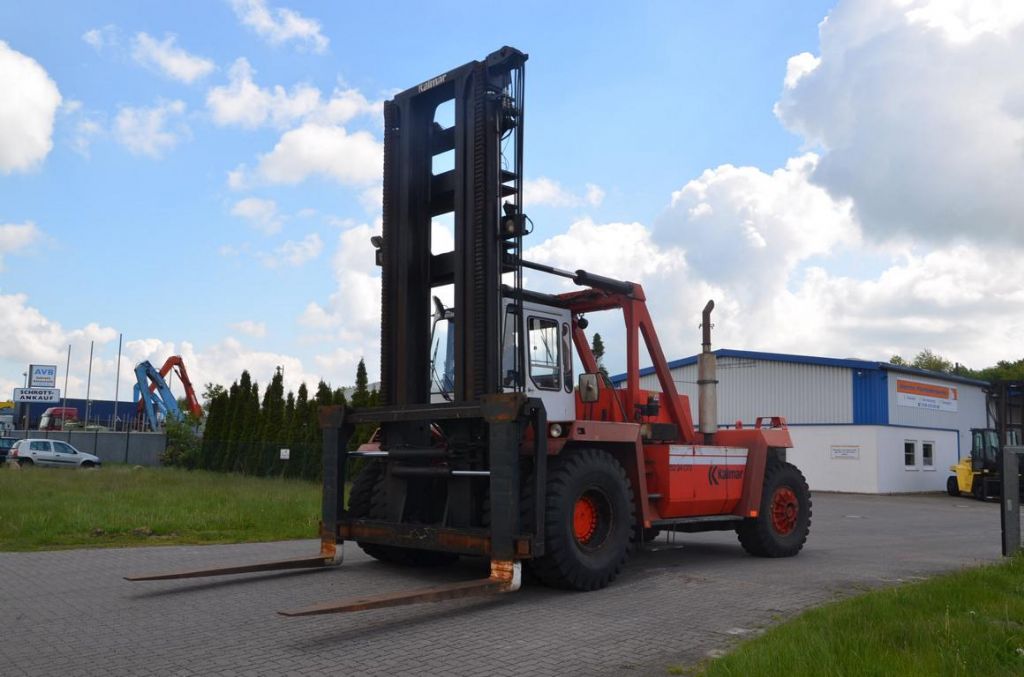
[610,350,989,494]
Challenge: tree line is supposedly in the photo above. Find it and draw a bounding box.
[889,349,1024,382]
[162,358,379,480]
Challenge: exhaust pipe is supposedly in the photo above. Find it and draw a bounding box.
[698,300,717,444]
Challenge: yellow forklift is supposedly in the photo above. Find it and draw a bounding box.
[947,428,1022,500]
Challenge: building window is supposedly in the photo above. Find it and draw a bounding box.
[922,442,934,469]
[904,440,917,469]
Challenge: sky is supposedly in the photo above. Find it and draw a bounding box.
[2,0,1023,405]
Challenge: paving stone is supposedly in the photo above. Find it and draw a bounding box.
[0,494,1016,676]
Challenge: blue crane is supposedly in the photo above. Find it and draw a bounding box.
[132,360,183,430]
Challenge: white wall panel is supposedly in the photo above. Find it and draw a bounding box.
[639,357,853,425]
[787,426,880,493]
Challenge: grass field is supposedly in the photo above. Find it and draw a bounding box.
[679,555,1024,677]
[0,464,322,551]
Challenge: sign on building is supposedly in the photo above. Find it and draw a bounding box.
[830,445,860,460]
[895,379,958,413]
[13,388,61,403]
[28,364,57,388]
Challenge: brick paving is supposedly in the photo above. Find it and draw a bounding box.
[0,494,1014,676]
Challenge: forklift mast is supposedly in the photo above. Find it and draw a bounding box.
[379,46,527,416]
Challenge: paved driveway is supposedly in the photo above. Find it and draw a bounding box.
[0,493,1015,676]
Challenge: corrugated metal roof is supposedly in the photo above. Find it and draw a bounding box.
[609,349,989,387]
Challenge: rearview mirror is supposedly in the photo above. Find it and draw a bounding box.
[578,373,600,403]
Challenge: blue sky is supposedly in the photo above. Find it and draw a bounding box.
[2,0,1023,402]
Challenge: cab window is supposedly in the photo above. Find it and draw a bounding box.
[561,322,573,393]
[528,316,560,391]
[501,306,520,387]
[55,442,76,454]
[30,441,50,452]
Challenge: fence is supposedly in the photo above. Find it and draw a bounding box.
[6,430,166,467]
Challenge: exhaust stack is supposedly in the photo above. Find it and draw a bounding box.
[698,300,717,444]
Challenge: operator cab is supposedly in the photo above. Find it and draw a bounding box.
[430,298,574,421]
[971,428,1001,472]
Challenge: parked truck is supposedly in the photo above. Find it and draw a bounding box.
[38,406,78,431]
[128,47,811,614]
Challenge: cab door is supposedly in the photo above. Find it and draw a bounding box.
[521,303,574,422]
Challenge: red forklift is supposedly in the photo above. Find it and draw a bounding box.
[129,46,810,614]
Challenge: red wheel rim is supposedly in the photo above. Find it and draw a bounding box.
[770,486,799,535]
[573,494,600,544]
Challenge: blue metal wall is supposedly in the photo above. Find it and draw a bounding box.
[852,368,888,424]
[20,398,137,428]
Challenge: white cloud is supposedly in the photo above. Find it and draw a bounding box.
[227,165,248,190]
[523,177,605,208]
[231,197,282,234]
[206,58,320,129]
[656,154,858,302]
[310,87,382,126]
[585,183,606,207]
[248,123,382,186]
[298,223,381,380]
[0,222,41,270]
[206,61,381,130]
[131,32,215,84]
[260,232,323,267]
[82,25,118,51]
[0,41,62,174]
[228,0,329,53]
[229,320,267,337]
[71,119,103,157]
[0,292,120,399]
[775,0,1024,245]
[114,99,188,158]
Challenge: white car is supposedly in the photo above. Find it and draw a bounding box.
[9,439,102,468]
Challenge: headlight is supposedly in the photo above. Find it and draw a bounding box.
[549,423,564,438]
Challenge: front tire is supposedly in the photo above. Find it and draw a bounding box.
[737,461,811,557]
[946,476,959,496]
[529,448,635,591]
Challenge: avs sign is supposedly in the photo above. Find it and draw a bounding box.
[29,364,57,388]
[895,379,958,413]
[14,388,60,403]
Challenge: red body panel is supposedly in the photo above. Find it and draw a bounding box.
[554,282,793,522]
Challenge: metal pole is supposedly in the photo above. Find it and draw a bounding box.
[1002,446,1022,557]
[21,371,28,431]
[113,333,122,430]
[62,344,70,425]
[85,340,94,425]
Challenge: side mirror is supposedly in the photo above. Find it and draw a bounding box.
[578,373,600,403]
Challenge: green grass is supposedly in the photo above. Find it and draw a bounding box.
[0,464,323,551]
[676,555,1024,677]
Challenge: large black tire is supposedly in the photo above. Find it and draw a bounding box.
[971,476,985,501]
[946,476,959,497]
[348,462,395,562]
[349,462,457,567]
[737,461,811,557]
[529,449,635,591]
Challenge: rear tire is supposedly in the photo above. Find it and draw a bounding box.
[529,448,635,591]
[946,476,959,496]
[737,461,811,557]
[17,458,33,467]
